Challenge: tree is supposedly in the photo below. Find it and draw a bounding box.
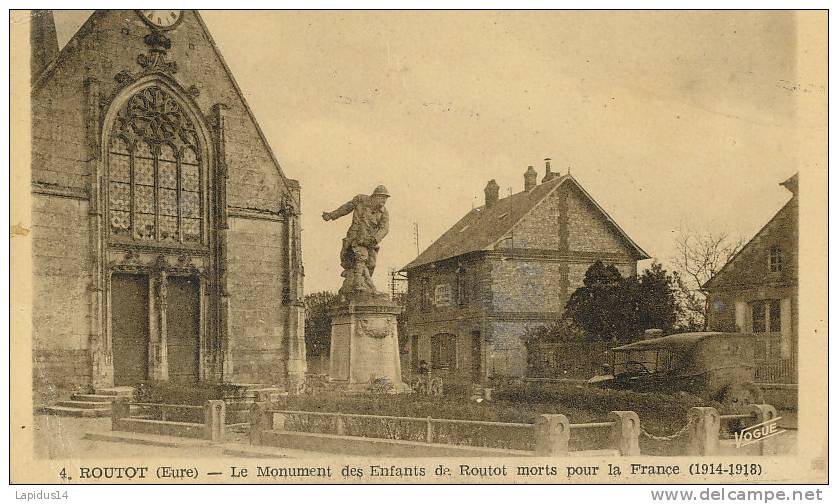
[637,262,679,333]
[563,261,626,341]
[304,291,338,357]
[672,226,744,331]
[563,260,680,342]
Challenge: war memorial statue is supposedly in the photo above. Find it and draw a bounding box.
[322,185,409,392]
[322,185,391,299]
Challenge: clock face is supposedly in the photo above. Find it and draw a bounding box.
[138,10,183,30]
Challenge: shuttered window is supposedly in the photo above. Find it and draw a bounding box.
[431,333,457,369]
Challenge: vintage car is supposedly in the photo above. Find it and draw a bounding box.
[588,332,764,409]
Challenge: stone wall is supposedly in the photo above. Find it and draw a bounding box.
[566,184,633,255]
[32,194,92,401]
[487,321,532,377]
[511,187,562,250]
[226,216,288,385]
[403,255,490,318]
[489,259,565,313]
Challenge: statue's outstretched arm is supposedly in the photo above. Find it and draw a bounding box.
[323,197,358,221]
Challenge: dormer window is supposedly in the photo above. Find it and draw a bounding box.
[769,245,783,273]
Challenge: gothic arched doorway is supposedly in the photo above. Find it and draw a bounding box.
[102,80,215,386]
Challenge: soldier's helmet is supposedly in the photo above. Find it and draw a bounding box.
[372,185,390,198]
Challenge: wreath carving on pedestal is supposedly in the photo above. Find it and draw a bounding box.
[356,318,391,339]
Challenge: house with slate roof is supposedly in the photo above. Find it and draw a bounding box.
[401,160,650,388]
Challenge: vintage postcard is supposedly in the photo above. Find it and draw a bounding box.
[9,8,828,488]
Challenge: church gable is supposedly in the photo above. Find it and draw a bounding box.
[33,10,293,213]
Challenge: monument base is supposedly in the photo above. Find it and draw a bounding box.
[328,297,411,393]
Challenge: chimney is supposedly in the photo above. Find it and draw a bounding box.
[524,165,537,191]
[31,10,59,84]
[780,173,798,198]
[542,157,555,183]
[484,179,499,208]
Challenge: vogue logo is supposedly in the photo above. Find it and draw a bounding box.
[734,417,786,448]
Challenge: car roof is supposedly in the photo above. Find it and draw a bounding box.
[611,332,756,353]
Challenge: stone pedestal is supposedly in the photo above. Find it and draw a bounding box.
[328,298,410,393]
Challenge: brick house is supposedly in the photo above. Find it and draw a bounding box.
[401,161,649,388]
[704,174,798,384]
[30,10,306,403]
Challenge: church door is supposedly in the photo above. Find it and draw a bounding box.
[166,276,201,383]
[111,273,150,386]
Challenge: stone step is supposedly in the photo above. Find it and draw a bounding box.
[37,405,111,418]
[115,417,206,439]
[230,383,284,392]
[221,443,296,458]
[71,393,118,403]
[56,400,113,410]
[245,387,284,393]
[94,386,135,397]
[233,384,286,401]
[83,431,215,450]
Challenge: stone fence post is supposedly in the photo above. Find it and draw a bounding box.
[534,414,570,456]
[688,407,720,456]
[111,397,130,431]
[249,401,273,445]
[608,411,640,456]
[204,400,226,442]
[748,404,779,455]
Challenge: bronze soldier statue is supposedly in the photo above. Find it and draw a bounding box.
[322,185,390,298]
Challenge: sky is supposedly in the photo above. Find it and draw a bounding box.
[51,10,823,294]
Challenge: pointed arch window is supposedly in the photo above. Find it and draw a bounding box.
[107,86,204,245]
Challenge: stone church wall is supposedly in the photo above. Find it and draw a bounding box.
[31,194,92,402]
[226,216,288,385]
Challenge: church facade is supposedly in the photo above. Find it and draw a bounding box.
[30,10,306,401]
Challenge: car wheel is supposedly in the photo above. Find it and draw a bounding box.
[724,382,765,411]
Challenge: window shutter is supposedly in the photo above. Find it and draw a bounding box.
[735,301,748,332]
[780,298,792,358]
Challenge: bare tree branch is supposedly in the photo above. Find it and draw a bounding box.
[671,225,744,331]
